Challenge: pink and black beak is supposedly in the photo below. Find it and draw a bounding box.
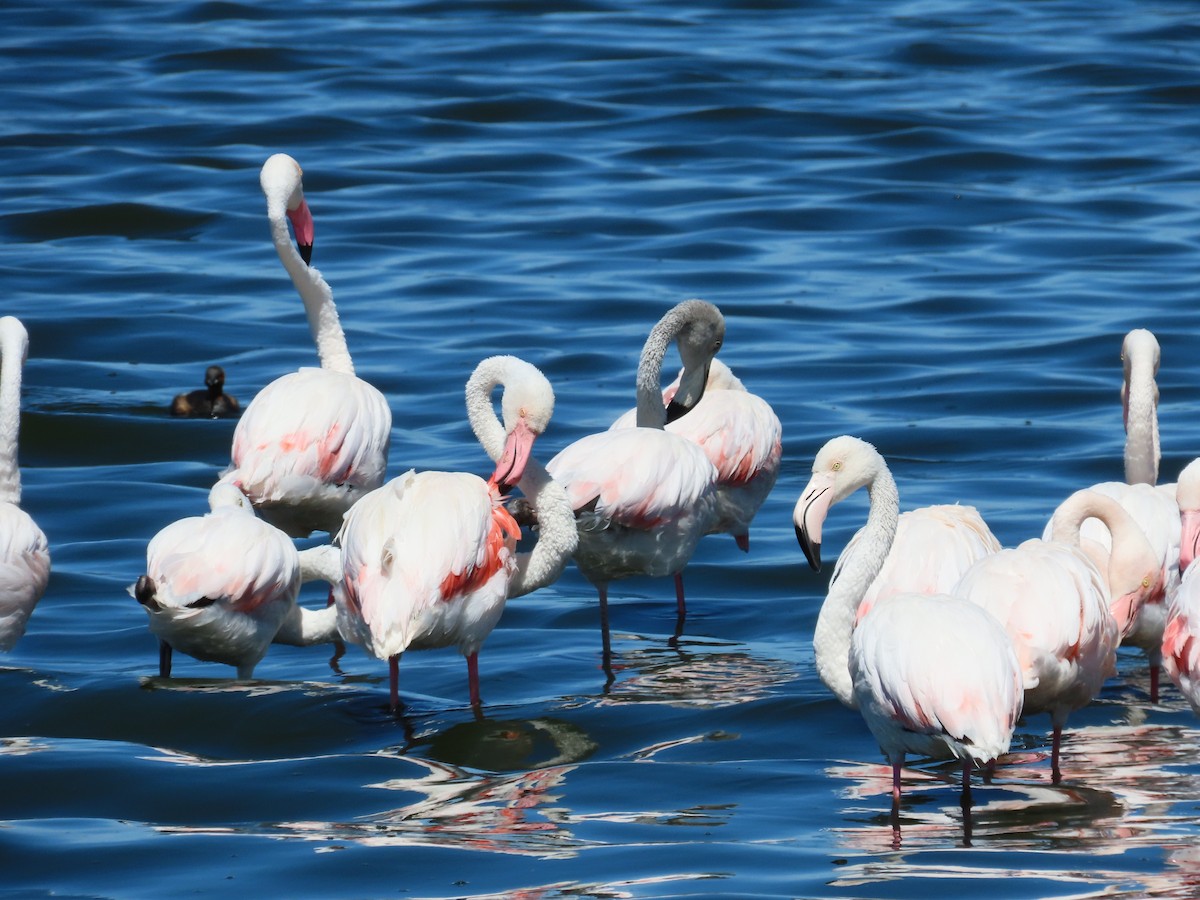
[665,361,711,423]
[287,197,315,266]
[793,475,835,573]
[491,418,537,495]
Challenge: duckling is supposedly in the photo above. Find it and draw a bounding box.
[171,365,239,419]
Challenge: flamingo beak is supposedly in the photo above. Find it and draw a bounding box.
[665,361,711,423]
[287,197,315,266]
[492,418,537,494]
[794,474,835,573]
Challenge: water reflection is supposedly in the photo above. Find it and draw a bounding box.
[827,714,1200,887]
[596,634,794,708]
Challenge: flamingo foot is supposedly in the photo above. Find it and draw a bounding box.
[734,533,749,553]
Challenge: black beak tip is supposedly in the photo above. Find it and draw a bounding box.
[795,524,822,573]
[299,243,313,266]
[664,399,690,423]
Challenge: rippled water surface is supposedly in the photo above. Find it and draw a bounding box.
[4,1,1200,897]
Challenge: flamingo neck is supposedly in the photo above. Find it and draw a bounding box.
[273,544,345,646]
[267,205,355,375]
[1049,490,1152,591]
[507,458,578,599]
[1124,355,1159,485]
[813,462,899,709]
[634,308,683,429]
[0,320,26,506]
[464,357,510,461]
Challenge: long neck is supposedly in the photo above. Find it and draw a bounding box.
[0,323,26,506]
[634,312,680,429]
[813,465,899,708]
[274,544,344,646]
[507,458,577,599]
[267,204,355,375]
[464,358,508,461]
[1124,357,1159,485]
[1050,491,1150,588]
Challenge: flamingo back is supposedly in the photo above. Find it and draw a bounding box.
[337,470,519,660]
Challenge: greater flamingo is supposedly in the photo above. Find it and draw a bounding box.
[1042,328,1181,701]
[132,483,341,679]
[1162,558,1200,715]
[546,300,722,655]
[956,489,1159,782]
[793,436,1023,814]
[610,358,782,552]
[217,154,391,537]
[334,356,575,712]
[0,317,49,652]
[171,365,240,419]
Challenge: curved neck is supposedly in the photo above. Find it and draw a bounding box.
[634,310,683,429]
[1050,490,1151,588]
[274,545,344,646]
[464,357,509,461]
[1124,357,1159,485]
[507,458,577,599]
[0,322,26,506]
[267,205,355,375]
[813,464,899,708]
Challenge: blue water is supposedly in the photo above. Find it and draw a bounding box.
[4,0,1200,896]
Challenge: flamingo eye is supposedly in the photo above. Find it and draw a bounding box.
[832,461,842,471]
[1142,575,1152,589]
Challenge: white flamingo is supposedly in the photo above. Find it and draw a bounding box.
[957,489,1159,782]
[334,356,576,712]
[546,299,722,654]
[793,436,1023,811]
[218,154,391,537]
[610,358,782,552]
[0,317,49,652]
[132,483,341,679]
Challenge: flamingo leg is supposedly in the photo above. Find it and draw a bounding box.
[734,533,750,553]
[1150,664,1160,704]
[674,572,686,618]
[1051,724,1063,784]
[598,583,613,659]
[466,652,481,708]
[891,758,903,806]
[388,654,401,714]
[961,759,975,848]
[158,641,172,678]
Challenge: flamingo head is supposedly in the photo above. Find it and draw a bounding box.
[261,153,314,265]
[487,357,555,494]
[665,300,724,423]
[794,435,884,573]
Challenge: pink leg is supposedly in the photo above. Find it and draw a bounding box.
[891,761,903,806]
[961,759,975,848]
[1150,664,1160,704]
[674,572,686,618]
[1051,724,1063,784]
[388,654,401,714]
[467,652,481,708]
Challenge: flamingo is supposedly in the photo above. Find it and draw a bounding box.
[546,300,721,655]
[1162,557,1200,715]
[609,358,782,552]
[793,436,1023,813]
[0,317,49,652]
[334,356,576,712]
[131,483,341,679]
[956,489,1160,782]
[1176,459,1200,573]
[217,153,391,537]
[1042,328,1181,700]
[171,365,240,419]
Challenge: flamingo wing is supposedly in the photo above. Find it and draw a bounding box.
[0,504,50,652]
[547,428,716,531]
